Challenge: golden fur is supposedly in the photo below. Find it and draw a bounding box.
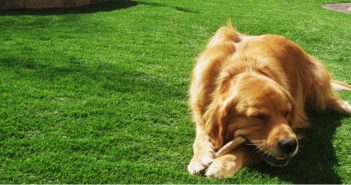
[187,23,351,178]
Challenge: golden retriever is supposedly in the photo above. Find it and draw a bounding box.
[187,23,351,178]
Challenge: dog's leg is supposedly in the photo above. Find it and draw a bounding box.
[205,146,259,179]
[188,25,240,175]
[328,81,351,113]
[327,98,351,114]
[331,80,351,91]
[304,56,351,114]
[187,126,215,175]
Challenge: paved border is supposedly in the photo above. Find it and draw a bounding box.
[323,3,351,14]
[0,0,108,10]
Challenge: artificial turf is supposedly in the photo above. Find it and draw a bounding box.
[0,0,350,183]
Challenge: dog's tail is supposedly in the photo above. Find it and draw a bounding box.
[331,80,351,91]
[206,20,242,49]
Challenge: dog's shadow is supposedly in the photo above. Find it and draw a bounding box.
[250,110,346,183]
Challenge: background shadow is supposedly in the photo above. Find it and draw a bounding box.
[0,56,183,99]
[0,0,138,16]
[138,1,200,14]
[250,110,346,183]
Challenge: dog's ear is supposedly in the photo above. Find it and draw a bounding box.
[204,94,237,149]
[204,102,224,149]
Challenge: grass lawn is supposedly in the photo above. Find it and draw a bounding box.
[0,0,351,183]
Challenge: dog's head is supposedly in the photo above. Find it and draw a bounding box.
[205,71,298,167]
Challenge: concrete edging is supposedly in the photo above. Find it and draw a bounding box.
[323,3,351,14]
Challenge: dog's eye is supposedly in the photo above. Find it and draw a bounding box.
[283,111,290,118]
[251,114,268,121]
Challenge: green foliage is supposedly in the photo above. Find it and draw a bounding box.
[0,0,350,183]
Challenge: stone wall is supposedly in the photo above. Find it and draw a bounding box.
[0,0,108,10]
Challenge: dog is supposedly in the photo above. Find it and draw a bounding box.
[187,23,351,178]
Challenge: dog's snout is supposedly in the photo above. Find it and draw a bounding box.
[278,138,297,154]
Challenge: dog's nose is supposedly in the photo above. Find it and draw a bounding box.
[278,138,297,154]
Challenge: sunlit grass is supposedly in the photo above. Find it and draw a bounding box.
[0,0,350,183]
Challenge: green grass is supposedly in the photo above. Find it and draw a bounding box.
[0,0,350,183]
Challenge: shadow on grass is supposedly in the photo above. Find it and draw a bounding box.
[138,1,200,14]
[0,57,185,100]
[0,0,138,16]
[250,110,345,183]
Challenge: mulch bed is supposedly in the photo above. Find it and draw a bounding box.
[0,0,107,10]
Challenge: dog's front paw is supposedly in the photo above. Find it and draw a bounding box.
[187,160,207,175]
[188,151,214,175]
[205,155,240,179]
